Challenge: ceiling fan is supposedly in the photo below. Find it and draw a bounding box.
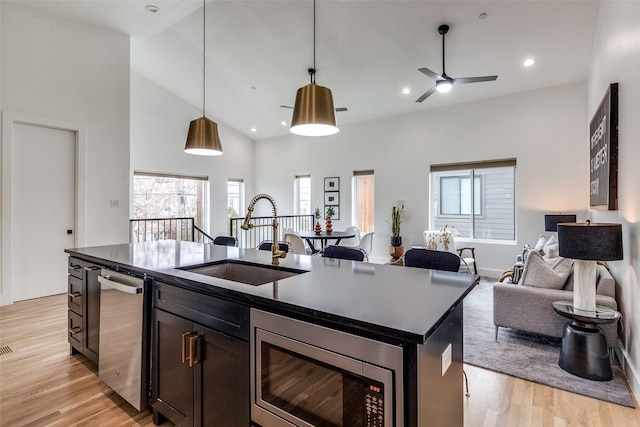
[415,24,498,103]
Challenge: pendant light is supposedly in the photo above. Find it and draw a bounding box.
[290,0,339,137]
[185,0,223,156]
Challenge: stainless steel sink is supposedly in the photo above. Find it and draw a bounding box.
[179,260,307,286]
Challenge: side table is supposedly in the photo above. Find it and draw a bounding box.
[552,301,620,381]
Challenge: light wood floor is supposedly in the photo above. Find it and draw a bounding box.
[1,294,639,427]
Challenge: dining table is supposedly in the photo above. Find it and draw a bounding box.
[296,230,356,254]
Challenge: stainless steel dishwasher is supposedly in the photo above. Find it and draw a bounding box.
[98,268,149,411]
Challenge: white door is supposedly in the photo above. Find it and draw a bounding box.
[12,123,76,301]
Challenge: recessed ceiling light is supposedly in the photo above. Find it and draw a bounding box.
[281,121,287,126]
[250,127,257,132]
[402,88,411,95]
[479,12,488,20]
[145,5,159,13]
[523,58,535,67]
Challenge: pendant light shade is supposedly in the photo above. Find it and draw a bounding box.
[184,116,223,156]
[184,0,223,156]
[290,82,338,136]
[290,0,339,137]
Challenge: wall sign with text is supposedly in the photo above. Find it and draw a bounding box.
[589,83,618,210]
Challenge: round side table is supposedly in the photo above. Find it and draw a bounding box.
[552,301,620,381]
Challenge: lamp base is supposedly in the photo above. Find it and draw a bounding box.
[573,259,597,313]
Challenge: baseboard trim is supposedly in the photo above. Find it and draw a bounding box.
[615,341,639,404]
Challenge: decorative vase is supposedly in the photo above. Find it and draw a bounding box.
[389,245,404,262]
[390,236,403,247]
[314,221,322,235]
[325,217,333,235]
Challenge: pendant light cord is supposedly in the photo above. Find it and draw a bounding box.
[202,0,206,116]
[312,0,316,83]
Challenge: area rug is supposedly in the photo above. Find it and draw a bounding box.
[463,279,635,408]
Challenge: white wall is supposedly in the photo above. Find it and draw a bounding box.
[1,3,130,246]
[587,0,640,398]
[256,82,589,271]
[130,72,255,238]
[1,4,130,304]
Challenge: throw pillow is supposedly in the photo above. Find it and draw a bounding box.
[543,234,559,258]
[534,234,548,252]
[519,250,573,289]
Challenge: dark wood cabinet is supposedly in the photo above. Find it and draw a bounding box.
[151,281,250,427]
[67,257,101,364]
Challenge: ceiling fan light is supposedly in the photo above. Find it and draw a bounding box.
[436,80,453,93]
[184,117,223,156]
[290,83,339,136]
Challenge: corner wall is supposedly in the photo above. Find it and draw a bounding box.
[255,82,589,272]
[587,0,640,398]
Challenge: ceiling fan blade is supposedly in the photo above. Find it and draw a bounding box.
[454,75,498,84]
[418,67,443,81]
[280,105,294,109]
[415,86,437,103]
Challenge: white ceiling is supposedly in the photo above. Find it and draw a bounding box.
[11,1,600,140]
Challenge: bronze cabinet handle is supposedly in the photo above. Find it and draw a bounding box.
[68,292,81,298]
[68,326,81,335]
[181,332,191,364]
[188,334,200,368]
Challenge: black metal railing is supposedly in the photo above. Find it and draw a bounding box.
[229,214,314,249]
[129,217,214,244]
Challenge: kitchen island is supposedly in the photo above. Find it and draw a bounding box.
[66,240,479,427]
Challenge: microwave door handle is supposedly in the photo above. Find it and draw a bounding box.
[98,275,142,295]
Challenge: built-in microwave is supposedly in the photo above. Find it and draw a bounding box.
[250,309,404,427]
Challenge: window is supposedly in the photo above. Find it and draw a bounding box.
[133,172,208,228]
[227,178,244,218]
[353,170,374,233]
[294,175,311,215]
[431,159,515,241]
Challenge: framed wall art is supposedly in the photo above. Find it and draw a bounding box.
[589,83,618,210]
[325,205,340,220]
[324,177,340,191]
[324,191,339,205]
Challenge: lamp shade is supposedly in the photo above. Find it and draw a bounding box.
[184,117,223,156]
[544,214,577,232]
[558,222,623,261]
[290,83,339,136]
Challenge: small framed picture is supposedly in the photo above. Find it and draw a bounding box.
[325,205,340,220]
[324,177,340,191]
[324,191,339,205]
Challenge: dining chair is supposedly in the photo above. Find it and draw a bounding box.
[322,245,366,262]
[358,232,374,261]
[404,248,460,271]
[338,225,361,247]
[403,247,470,396]
[284,233,308,255]
[258,241,290,253]
[213,236,237,247]
[423,228,478,274]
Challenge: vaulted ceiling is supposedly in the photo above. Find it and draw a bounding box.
[11,1,600,139]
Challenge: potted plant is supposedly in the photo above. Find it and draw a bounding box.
[388,204,404,261]
[389,204,404,246]
[314,207,322,235]
[325,206,335,235]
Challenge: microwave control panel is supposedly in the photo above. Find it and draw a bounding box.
[364,382,384,427]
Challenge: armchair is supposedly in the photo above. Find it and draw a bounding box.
[423,228,478,274]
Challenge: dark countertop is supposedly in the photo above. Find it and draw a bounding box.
[66,240,479,345]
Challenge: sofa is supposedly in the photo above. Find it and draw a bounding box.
[493,261,618,348]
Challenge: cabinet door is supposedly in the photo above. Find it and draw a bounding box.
[84,266,101,362]
[195,325,249,427]
[152,309,195,427]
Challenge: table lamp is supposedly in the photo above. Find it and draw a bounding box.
[544,214,577,232]
[557,221,623,313]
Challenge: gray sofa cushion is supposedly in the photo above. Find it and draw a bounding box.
[519,251,573,289]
